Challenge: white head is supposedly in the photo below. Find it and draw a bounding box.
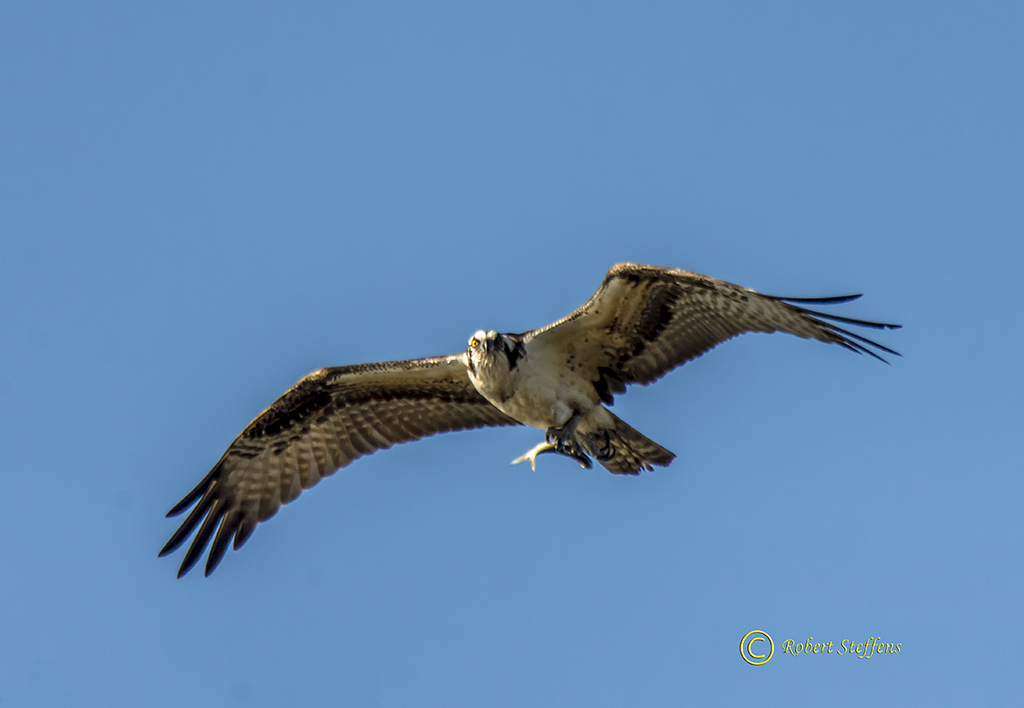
[467,329,497,370]
[466,330,524,378]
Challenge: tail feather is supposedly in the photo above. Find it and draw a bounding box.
[579,413,675,475]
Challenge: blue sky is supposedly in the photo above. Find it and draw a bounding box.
[1,1,1021,705]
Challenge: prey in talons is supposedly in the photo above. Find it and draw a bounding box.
[511,414,594,471]
[510,441,594,471]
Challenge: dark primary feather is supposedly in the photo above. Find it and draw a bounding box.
[528,263,900,403]
[160,356,518,577]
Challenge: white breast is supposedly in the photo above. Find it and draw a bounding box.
[494,337,600,430]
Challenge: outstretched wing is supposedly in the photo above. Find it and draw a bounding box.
[160,355,518,577]
[527,263,901,404]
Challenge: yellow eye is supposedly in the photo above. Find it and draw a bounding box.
[470,338,479,349]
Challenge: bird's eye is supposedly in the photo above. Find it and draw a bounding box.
[470,338,479,349]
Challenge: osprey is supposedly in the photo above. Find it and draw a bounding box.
[160,263,899,577]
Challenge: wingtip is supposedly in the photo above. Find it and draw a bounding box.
[157,542,176,559]
[166,496,195,517]
[176,547,203,578]
[771,293,864,304]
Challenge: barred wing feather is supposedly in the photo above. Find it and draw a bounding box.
[159,355,518,577]
[527,263,900,404]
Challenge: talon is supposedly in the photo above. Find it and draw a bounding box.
[511,442,557,472]
[567,449,593,470]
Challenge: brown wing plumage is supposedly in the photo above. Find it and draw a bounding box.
[160,355,518,577]
[527,263,900,404]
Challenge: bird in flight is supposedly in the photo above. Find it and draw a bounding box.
[160,263,899,577]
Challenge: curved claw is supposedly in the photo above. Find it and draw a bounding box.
[565,447,593,470]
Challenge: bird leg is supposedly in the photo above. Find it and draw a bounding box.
[510,413,593,471]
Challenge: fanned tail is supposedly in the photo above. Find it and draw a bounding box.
[579,412,675,475]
